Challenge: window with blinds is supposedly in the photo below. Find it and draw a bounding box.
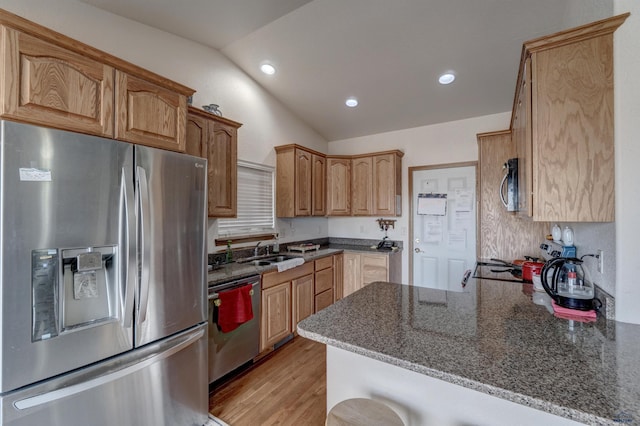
[217,161,275,238]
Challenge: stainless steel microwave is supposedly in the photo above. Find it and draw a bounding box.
[500,158,518,212]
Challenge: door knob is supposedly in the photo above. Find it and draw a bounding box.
[414,248,423,253]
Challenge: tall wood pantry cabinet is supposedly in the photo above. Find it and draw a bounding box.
[186,107,241,217]
[511,13,628,222]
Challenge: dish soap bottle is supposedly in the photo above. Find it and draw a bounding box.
[225,240,233,263]
[273,233,280,254]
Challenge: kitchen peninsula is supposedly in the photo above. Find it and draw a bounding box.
[297,279,640,426]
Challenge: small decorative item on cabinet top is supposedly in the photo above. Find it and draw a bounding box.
[202,104,222,116]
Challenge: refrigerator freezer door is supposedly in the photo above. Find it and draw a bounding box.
[0,324,208,426]
[134,145,207,347]
[0,121,134,393]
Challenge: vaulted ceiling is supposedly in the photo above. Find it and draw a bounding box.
[79,0,612,141]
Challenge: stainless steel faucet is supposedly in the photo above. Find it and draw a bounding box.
[254,241,262,257]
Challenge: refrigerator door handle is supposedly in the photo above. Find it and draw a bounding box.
[120,167,136,328]
[12,327,205,410]
[136,166,151,323]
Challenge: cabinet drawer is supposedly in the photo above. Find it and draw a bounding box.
[262,262,314,289]
[315,289,333,313]
[315,256,333,271]
[314,267,333,294]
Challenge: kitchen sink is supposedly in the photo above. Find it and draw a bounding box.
[245,255,300,266]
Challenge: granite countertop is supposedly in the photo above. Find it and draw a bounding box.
[207,243,402,286]
[297,279,640,425]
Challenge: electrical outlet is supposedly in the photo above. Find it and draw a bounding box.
[598,249,604,273]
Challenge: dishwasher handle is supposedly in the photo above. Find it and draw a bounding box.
[208,277,260,301]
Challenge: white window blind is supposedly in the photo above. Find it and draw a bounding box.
[217,161,275,238]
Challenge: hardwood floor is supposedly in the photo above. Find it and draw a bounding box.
[209,337,327,425]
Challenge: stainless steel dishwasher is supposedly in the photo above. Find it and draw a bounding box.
[208,275,261,384]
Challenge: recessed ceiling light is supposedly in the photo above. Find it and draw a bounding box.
[438,73,456,85]
[345,97,358,107]
[260,63,276,75]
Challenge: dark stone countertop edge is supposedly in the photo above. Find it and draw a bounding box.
[296,326,610,425]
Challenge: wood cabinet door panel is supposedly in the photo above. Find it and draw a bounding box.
[185,113,206,157]
[533,35,614,222]
[327,158,351,216]
[260,282,291,351]
[373,153,395,215]
[361,254,388,285]
[294,148,312,216]
[312,154,326,216]
[292,274,314,332]
[351,157,373,215]
[207,121,237,217]
[342,253,361,297]
[1,27,114,137]
[115,71,186,152]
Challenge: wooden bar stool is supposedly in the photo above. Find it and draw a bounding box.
[326,398,404,426]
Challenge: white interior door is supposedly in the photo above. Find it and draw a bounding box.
[412,166,476,290]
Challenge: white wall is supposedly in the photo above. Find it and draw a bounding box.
[0,0,329,252]
[613,0,640,324]
[328,112,511,283]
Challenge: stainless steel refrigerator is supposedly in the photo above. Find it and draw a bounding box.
[0,120,208,425]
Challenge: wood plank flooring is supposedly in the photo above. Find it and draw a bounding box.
[209,337,327,426]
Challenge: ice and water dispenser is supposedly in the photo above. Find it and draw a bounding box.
[31,246,118,342]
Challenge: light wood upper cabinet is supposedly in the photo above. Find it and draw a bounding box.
[512,14,627,222]
[186,107,241,217]
[351,156,373,216]
[207,118,239,217]
[275,144,326,218]
[276,145,403,217]
[115,71,187,152]
[295,148,313,216]
[0,9,195,148]
[351,151,403,216]
[0,27,114,137]
[326,157,351,216]
[373,152,402,216]
[311,154,326,216]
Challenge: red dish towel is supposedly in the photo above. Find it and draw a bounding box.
[217,284,254,333]
[551,301,597,322]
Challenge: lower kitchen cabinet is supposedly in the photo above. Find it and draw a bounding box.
[260,282,291,352]
[343,251,401,298]
[333,253,344,302]
[260,262,313,352]
[314,256,334,312]
[259,256,341,353]
[292,274,314,331]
